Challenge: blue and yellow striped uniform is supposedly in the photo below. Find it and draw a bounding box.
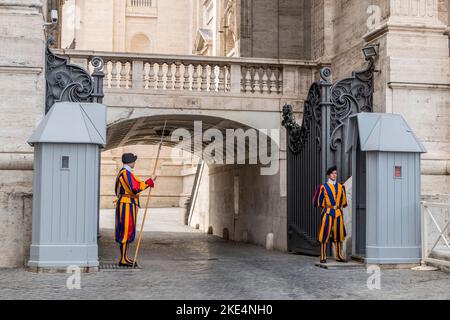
[313,182,348,243]
[313,182,348,261]
[114,168,152,244]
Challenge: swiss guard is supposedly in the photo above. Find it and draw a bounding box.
[312,166,348,264]
[115,153,155,267]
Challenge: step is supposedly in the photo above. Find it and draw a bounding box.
[315,261,365,270]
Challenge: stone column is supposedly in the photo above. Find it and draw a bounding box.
[364,0,450,196]
[0,0,46,267]
[113,0,126,52]
[311,0,334,63]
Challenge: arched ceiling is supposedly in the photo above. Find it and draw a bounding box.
[105,114,275,163]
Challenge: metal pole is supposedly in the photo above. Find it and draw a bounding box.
[132,120,167,267]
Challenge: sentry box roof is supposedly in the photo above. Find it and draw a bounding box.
[346,113,427,153]
[28,102,107,147]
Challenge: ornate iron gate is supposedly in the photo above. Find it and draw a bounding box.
[282,61,374,255]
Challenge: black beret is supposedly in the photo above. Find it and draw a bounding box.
[327,166,337,176]
[122,153,138,164]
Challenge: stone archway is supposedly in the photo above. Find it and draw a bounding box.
[101,113,287,252]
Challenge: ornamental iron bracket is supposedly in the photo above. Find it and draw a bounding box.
[45,46,105,113]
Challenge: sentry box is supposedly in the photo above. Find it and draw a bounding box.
[346,113,427,264]
[27,102,106,269]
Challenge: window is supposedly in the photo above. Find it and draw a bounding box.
[394,166,402,179]
[61,156,70,169]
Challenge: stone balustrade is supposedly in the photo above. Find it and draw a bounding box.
[128,0,154,7]
[54,49,318,97]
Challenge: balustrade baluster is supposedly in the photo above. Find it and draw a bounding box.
[200,64,208,92]
[157,63,164,90]
[244,67,252,93]
[192,64,199,91]
[127,62,133,89]
[226,66,231,92]
[166,62,174,90]
[148,62,155,89]
[240,66,246,93]
[111,61,118,88]
[174,62,181,90]
[119,62,127,88]
[218,65,225,92]
[143,62,149,89]
[277,69,283,94]
[209,65,216,92]
[183,63,190,90]
[262,68,269,94]
[269,68,277,94]
[105,60,112,89]
[253,68,261,93]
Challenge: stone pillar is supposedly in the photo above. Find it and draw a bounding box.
[311,0,334,63]
[364,0,450,196]
[113,0,126,52]
[0,0,46,267]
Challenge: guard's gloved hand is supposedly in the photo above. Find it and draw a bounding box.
[145,178,155,188]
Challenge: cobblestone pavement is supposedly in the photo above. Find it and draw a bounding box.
[0,209,449,300]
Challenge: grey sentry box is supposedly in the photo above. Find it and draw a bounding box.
[28,102,106,268]
[346,113,427,264]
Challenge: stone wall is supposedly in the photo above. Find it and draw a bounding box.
[61,0,191,54]
[240,0,312,60]
[187,162,210,231]
[0,0,46,267]
[201,162,286,251]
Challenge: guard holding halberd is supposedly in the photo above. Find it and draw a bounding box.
[114,153,156,267]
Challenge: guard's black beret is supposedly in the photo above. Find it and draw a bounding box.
[327,166,337,176]
[122,153,138,164]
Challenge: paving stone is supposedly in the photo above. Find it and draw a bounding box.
[0,227,449,300]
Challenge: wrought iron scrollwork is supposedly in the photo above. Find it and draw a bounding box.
[45,47,105,113]
[282,82,322,154]
[329,59,374,150]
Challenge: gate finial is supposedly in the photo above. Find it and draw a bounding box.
[320,67,332,82]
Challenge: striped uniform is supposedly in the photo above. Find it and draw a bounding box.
[312,182,348,261]
[114,168,153,244]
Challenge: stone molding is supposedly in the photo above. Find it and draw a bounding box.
[0,153,33,170]
[364,21,447,42]
[0,66,43,74]
[0,0,43,7]
[388,81,450,90]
